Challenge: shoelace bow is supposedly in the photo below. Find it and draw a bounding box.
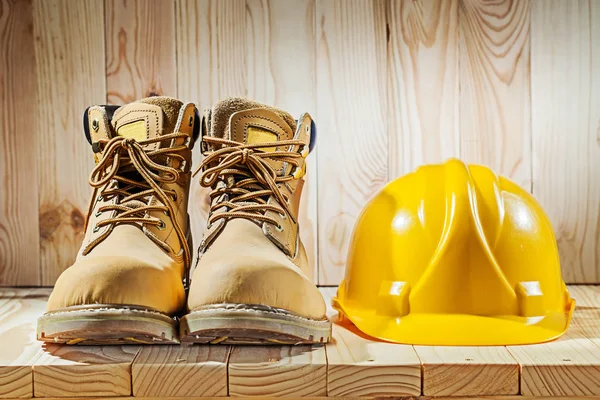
[86,133,191,269]
[193,136,305,228]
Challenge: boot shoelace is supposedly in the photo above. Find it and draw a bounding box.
[85,133,191,269]
[193,136,305,229]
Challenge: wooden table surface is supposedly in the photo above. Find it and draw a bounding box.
[1,286,599,399]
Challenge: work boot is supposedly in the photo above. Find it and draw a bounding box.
[181,98,331,344]
[37,96,198,344]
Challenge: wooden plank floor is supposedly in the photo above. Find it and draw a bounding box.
[1,286,599,399]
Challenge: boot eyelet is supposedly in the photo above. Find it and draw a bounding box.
[279,212,287,220]
[95,210,102,217]
[93,226,100,233]
[157,220,166,230]
[300,145,309,158]
[292,166,305,180]
[275,224,283,232]
[172,193,178,202]
[97,195,104,202]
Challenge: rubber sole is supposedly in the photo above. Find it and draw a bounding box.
[179,303,332,345]
[36,305,179,345]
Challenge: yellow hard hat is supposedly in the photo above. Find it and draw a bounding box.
[333,159,574,346]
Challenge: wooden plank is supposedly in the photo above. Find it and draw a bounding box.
[33,345,140,397]
[228,345,327,397]
[132,345,230,397]
[316,0,388,285]
[530,0,600,283]
[246,0,318,282]
[105,0,176,103]
[387,0,460,177]
[459,0,532,189]
[0,288,49,398]
[321,288,421,397]
[415,346,519,396]
[569,285,600,346]
[33,0,106,285]
[430,397,600,400]
[508,285,600,396]
[1,397,596,400]
[509,330,600,396]
[0,0,40,286]
[175,0,247,265]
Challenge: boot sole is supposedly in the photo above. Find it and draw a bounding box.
[37,305,179,345]
[179,303,332,344]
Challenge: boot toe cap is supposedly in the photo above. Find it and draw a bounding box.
[188,261,326,320]
[47,256,185,315]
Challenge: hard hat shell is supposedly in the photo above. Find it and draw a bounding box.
[333,159,574,346]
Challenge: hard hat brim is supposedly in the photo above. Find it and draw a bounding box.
[334,298,576,346]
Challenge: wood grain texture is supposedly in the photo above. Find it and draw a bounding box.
[0,288,49,398]
[0,0,40,286]
[569,285,600,347]
[0,397,595,400]
[33,0,105,285]
[33,344,140,397]
[316,0,388,285]
[1,287,600,398]
[323,295,421,397]
[415,346,519,396]
[530,0,600,283]
[106,0,176,103]
[228,345,327,397]
[132,345,230,397]
[387,0,460,177]
[175,0,247,263]
[246,0,318,282]
[459,0,531,189]
[508,287,600,396]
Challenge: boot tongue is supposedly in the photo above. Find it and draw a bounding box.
[111,96,183,150]
[210,97,297,145]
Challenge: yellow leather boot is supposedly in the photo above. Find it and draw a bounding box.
[181,98,331,344]
[37,97,197,344]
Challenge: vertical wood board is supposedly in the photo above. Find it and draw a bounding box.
[316,0,388,285]
[33,0,106,285]
[105,0,176,103]
[530,0,600,283]
[459,0,532,189]
[0,0,40,286]
[387,0,460,177]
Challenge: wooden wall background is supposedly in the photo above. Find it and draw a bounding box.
[0,0,598,287]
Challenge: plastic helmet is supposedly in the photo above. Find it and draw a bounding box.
[333,158,574,346]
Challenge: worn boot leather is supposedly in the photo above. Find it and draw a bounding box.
[38,96,198,344]
[181,98,331,344]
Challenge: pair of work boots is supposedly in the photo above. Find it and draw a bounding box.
[37,96,331,345]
